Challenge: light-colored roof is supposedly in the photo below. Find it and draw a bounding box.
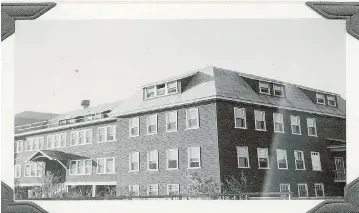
[50,100,122,121]
[109,66,345,117]
[15,111,58,120]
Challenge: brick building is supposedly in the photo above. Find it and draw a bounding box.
[14,66,346,198]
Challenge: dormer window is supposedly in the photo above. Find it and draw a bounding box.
[167,81,178,94]
[144,81,179,100]
[273,84,284,97]
[327,95,337,107]
[69,118,76,124]
[259,82,270,95]
[146,87,155,99]
[156,84,166,96]
[84,114,93,121]
[316,93,325,105]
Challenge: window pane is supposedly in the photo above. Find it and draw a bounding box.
[85,160,92,174]
[106,158,114,173]
[167,149,178,169]
[77,160,84,174]
[107,126,115,141]
[97,159,105,173]
[98,128,106,142]
[146,87,155,98]
[78,131,85,145]
[167,81,177,94]
[156,84,166,96]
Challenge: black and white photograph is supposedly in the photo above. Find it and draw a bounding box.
[11,18,347,201]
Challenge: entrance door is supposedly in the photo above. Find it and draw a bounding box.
[334,157,345,170]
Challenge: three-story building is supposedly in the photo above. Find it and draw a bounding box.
[14,66,346,198]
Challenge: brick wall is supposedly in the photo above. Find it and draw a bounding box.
[116,101,221,196]
[216,100,346,197]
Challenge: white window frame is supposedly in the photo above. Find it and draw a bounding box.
[307,118,318,137]
[294,150,306,170]
[147,184,159,196]
[129,117,140,137]
[259,81,271,95]
[187,147,201,169]
[327,95,337,107]
[14,164,21,178]
[166,111,178,132]
[316,93,326,105]
[15,140,23,153]
[166,148,179,170]
[167,81,178,94]
[26,137,44,151]
[257,148,270,169]
[98,126,116,143]
[273,113,284,133]
[70,131,79,146]
[146,114,158,135]
[273,84,285,97]
[237,146,250,168]
[297,183,309,198]
[129,151,140,172]
[314,183,325,197]
[276,149,288,170]
[234,107,247,129]
[129,185,140,196]
[279,183,291,192]
[167,184,180,195]
[186,107,199,129]
[145,86,156,99]
[254,110,266,131]
[96,157,116,174]
[47,133,67,149]
[310,151,322,171]
[69,159,92,175]
[147,150,159,171]
[290,115,302,135]
[24,162,44,177]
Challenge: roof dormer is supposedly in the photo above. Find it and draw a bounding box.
[143,81,180,100]
[258,80,285,98]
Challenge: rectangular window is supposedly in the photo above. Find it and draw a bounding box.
[78,131,85,145]
[26,137,43,151]
[276,149,288,169]
[69,159,92,175]
[47,135,54,149]
[290,115,301,135]
[26,138,33,151]
[156,84,166,96]
[15,141,23,153]
[147,114,158,134]
[294,150,306,170]
[327,95,336,106]
[188,147,201,168]
[147,184,159,196]
[129,152,140,172]
[167,184,180,195]
[298,184,308,198]
[85,129,92,144]
[310,152,322,171]
[129,185,140,196]
[259,81,270,94]
[24,162,43,177]
[234,107,246,129]
[70,131,79,146]
[316,93,325,104]
[166,148,179,169]
[273,113,284,133]
[97,157,115,174]
[166,111,177,132]
[314,183,325,197]
[129,117,140,137]
[167,81,178,94]
[14,165,21,178]
[307,118,317,136]
[273,84,284,97]
[147,150,159,171]
[254,110,266,131]
[98,126,116,142]
[186,108,199,129]
[38,137,44,150]
[257,148,269,169]
[237,146,250,168]
[145,86,155,99]
[280,183,290,192]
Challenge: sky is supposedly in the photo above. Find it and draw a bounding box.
[15,19,346,114]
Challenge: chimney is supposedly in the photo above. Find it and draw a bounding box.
[81,100,90,108]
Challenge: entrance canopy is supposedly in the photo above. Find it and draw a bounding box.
[326,138,346,152]
[27,150,88,169]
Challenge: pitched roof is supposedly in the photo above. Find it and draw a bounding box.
[15,111,58,120]
[109,66,345,117]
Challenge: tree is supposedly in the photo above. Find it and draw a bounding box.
[186,171,221,197]
[222,171,248,194]
[32,171,63,198]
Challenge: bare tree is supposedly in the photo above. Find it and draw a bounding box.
[222,171,248,194]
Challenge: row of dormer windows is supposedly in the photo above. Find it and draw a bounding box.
[259,81,285,97]
[144,81,179,100]
[316,93,337,107]
[234,107,318,136]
